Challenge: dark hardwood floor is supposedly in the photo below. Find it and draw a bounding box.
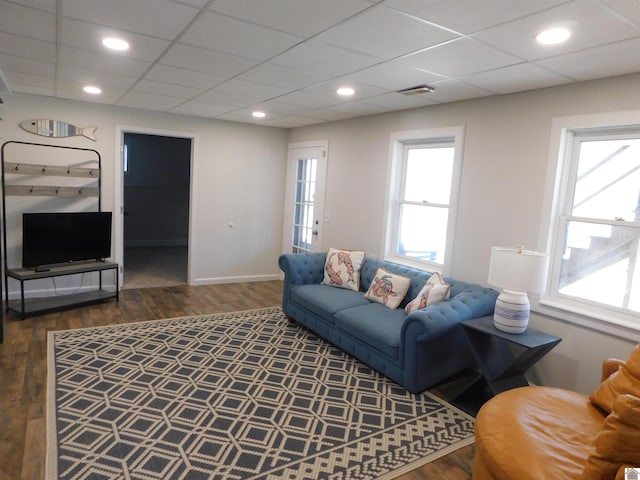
[0,280,474,480]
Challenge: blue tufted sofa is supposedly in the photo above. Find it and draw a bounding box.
[278,252,498,393]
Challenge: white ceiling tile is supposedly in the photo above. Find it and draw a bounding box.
[0,1,55,41]
[600,0,640,27]
[56,79,125,102]
[382,0,570,34]
[195,89,263,108]
[398,38,522,77]
[8,0,56,14]
[275,90,340,109]
[211,79,292,100]
[340,62,445,91]
[249,100,310,116]
[58,46,152,77]
[60,0,199,39]
[160,43,258,77]
[181,12,302,61]
[132,79,203,99]
[237,63,330,90]
[301,109,357,122]
[360,91,438,109]
[535,37,640,81]
[427,79,494,103]
[302,80,390,103]
[461,62,572,94]
[0,32,55,62]
[59,18,171,62]
[329,101,392,116]
[472,0,640,61]
[208,0,375,37]
[258,115,327,128]
[0,55,54,76]
[171,100,236,117]
[271,41,382,77]
[2,71,54,95]
[144,64,226,90]
[56,65,138,89]
[118,90,185,107]
[315,5,458,59]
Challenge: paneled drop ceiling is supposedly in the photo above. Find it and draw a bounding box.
[1,0,640,128]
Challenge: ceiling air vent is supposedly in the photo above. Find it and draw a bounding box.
[397,85,434,95]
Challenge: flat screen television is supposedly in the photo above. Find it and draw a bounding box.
[22,212,112,270]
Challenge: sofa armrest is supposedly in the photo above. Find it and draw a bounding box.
[602,358,625,382]
[278,252,327,286]
[402,284,498,340]
[278,252,327,315]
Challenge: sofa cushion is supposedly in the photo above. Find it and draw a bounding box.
[334,303,406,359]
[321,247,365,291]
[590,344,640,414]
[364,268,411,309]
[290,284,369,323]
[405,272,451,314]
[582,394,640,480]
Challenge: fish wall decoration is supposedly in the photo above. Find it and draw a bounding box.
[19,119,98,141]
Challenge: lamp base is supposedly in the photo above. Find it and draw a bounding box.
[493,290,530,334]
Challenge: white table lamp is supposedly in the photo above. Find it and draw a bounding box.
[488,246,549,334]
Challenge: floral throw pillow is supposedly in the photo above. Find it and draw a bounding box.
[404,272,451,314]
[364,268,411,309]
[321,248,365,291]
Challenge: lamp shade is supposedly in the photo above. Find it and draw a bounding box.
[488,246,549,293]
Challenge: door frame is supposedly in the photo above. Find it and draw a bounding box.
[114,125,199,288]
[282,140,329,254]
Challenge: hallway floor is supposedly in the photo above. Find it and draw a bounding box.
[123,246,188,289]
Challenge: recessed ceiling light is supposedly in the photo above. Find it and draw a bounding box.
[83,85,102,95]
[102,37,130,51]
[536,27,570,45]
[336,87,355,96]
[252,111,266,118]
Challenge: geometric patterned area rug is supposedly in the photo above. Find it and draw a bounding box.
[47,307,475,480]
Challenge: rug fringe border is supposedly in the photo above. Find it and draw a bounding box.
[376,437,475,480]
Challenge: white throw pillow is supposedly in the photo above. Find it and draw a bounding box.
[404,272,451,314]
[364,268,411,309]
[321,248,365,291]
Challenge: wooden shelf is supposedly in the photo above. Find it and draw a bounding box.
[7,289,118,317]
[6,261,119,318]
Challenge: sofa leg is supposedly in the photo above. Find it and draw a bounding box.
[285,315,296,323]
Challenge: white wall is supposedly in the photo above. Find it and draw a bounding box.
[288,73,640,394]
[0,93,288,288]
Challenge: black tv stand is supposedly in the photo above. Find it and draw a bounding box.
[6,260,119,318]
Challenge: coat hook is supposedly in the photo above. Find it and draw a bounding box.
[14,164,19,172]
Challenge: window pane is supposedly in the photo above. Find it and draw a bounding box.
[404,147,454,204]
[573,138,640,221]
[398,204,448,263]
[559,220,639,312]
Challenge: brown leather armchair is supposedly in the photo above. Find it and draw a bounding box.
[472,345,640,480]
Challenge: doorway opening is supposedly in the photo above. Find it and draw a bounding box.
[122,132,192,289]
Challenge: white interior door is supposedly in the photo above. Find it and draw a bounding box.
[283,142,328,253]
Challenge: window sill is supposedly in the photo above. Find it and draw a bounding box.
[383,255,442,274]
[536,298,640,342]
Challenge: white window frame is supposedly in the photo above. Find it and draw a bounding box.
[383,126,464,273]
[540,110,640,340]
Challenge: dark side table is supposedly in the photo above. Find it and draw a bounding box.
[453,316,561,415]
